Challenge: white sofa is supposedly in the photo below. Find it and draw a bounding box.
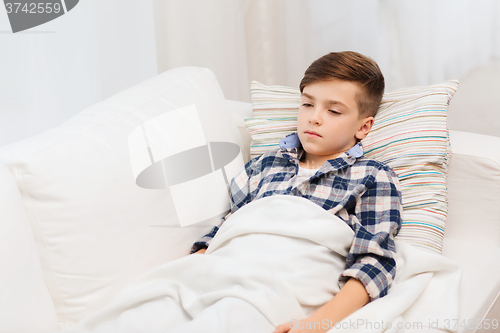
[0,67,499,333]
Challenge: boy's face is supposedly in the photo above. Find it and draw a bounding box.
[297,79,374,168]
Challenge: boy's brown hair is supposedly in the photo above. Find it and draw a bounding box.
[299,51,385,118]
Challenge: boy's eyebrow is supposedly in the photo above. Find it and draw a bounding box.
[301,92,349,109]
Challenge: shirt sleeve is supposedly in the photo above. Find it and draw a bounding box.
[190,155,259,254]
[190,214,231,254]
[339,166,403,301]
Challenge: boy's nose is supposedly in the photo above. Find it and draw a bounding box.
[309,108,323,124]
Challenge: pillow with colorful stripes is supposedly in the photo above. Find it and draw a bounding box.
[244,80,459,253]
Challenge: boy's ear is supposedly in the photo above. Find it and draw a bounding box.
[355,116,374,140]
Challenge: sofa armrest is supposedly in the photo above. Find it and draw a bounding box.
[443,131,500,332]
[445,130,500,246]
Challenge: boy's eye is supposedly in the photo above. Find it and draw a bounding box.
[302,103,313,107]
[329,110,341,114]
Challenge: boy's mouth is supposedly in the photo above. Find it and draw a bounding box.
[305,130,322,137]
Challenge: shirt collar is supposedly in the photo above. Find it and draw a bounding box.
[279,132,364,170]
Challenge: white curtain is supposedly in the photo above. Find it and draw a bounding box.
[154,0,500,100]
[152,0,250,102]
[2,0,499,147]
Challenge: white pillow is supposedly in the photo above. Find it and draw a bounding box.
[0,165,57,333]
[245,80,459,253]
[0,67,245,328]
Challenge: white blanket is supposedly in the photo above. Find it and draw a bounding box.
[54,195,461,333]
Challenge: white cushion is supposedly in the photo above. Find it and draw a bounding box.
[226,99,253,164]
[0,165,57,332]
[0,67,244,328]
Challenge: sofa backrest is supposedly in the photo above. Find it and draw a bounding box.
[446,130,500,247]
[0,67,244,329]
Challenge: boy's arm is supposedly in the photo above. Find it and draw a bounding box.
[190,215,229,254]
[311,277,369,321]
[339,166,403,301]
[189,155,260,254]
[273,278,368,333]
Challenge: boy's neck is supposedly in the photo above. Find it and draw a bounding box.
[299,152,341,169]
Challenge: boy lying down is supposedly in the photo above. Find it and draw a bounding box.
[53,51,404,333]
[191,51,403,333]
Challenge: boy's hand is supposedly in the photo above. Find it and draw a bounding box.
[273,317,329,333]
[193,248,206,254]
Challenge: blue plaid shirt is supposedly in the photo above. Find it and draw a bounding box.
[191,132,403,301]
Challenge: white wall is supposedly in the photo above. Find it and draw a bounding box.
[0,0,157,148]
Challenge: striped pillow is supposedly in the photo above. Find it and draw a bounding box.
[244,80,459,253]
[246,82,300,156]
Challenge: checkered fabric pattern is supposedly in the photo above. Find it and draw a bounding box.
[191,132,403,301]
